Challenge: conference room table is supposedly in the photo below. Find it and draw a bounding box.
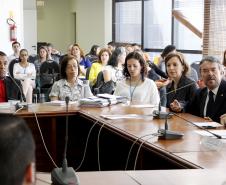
[1,102,226,172]
[36,170,226,185]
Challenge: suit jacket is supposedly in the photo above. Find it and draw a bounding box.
[4,76,25,102]
[186,80,226,123]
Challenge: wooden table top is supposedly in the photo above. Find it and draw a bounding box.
[3,103,226,169]
[36,169,226,185]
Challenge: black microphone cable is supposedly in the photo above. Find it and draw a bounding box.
[125,132,159,170]
[172,112,222,139]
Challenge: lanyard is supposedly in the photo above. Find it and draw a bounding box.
[129,78,140,102]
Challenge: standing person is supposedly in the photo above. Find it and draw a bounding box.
[49,55,92,101]
[0,51,24,102]
[8,41,21,63]
[165,52,197,112]
[46,43,61,64]
[34,46,49,91]
[88,48,111,86]
[0,114,35,185]
[114,51,159,105]
[70,43,92,76]
[186,56,226,123]
[13,49,36,103]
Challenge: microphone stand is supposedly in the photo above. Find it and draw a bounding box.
[158,113,184,140]
[51,96,79,185]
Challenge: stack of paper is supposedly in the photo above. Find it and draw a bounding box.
[79,94,127,107]
[44,100,77,106]
[0,102,10,109]
[97,94,128,104]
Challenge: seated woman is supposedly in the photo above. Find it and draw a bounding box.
[13,49,36,103]
[70,43,92,77]
[92,47,126,95]
[88,48,111,86]
[165,52,197,112]
[85,44,101,63]
[49,55,93,101]
[114,51,160,105]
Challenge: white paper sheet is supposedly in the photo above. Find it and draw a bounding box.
[195,130,226,139]
[193,122,222,128]
[100,114,153,120]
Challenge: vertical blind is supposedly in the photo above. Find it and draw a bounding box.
[203,0,226,60]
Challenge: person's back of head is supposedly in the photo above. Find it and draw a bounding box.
[108,46,126,67]
[0,114,35,185]
[161,45,176,59]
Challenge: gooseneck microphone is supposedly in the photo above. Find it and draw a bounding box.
[153,81,196,119]
[51,96,79,185]
[7,73,27,110]
[158,113,184,140]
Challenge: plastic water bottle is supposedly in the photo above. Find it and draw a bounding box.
[82,80,90,98]
[40,93,46,103]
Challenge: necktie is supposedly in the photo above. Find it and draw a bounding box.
[206,91,214,117]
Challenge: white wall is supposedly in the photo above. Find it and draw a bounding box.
[0,0,24,55]
[24,0,37,55]
[37,0,112,54]
[37,0,75,53]
[71,0,112,53]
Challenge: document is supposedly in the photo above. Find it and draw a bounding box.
[44,100,78,106]
[195,130,226,139]
[100,114,153,120]
[193,122,222,128]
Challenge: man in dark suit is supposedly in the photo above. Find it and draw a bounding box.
[0,51,25,102]
[186,56,226,123]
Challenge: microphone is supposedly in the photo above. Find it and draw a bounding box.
[51,96,79,185]
[158,113,184,140]
[153,81,196,119]
[147,60,168,79]
[7,73,27,111]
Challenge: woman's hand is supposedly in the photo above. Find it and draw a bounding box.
[155,78,171,89]
[170,99,182,112]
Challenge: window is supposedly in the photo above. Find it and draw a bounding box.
[144,0,172,49]
[173,0,204,51]
[113,0,204,56]
[114,1,141,44]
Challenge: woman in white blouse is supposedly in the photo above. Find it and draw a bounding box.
[13,49,36,103]
[114,51,160,105]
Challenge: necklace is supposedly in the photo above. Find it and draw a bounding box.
[129,78,141,102]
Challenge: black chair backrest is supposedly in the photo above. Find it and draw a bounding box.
[40,60,60,88]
